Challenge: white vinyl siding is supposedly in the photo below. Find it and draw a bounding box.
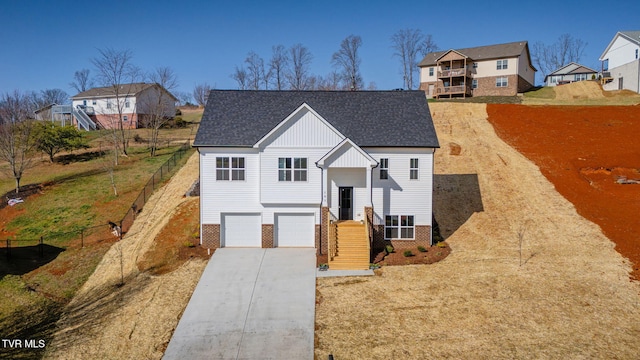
[367,148,434,227]
[260,148,326,204]
[200,148,261,224]
[327,168,367,221]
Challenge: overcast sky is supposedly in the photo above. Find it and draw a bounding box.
[1,0,639,98]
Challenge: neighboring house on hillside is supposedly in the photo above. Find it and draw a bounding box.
[544,62,598,86]
[71,83,177,129]
[599,31,640,93]
[418,41,536,99]
[193,90,440,270]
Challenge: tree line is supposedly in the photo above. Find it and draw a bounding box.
[226,30,439,92]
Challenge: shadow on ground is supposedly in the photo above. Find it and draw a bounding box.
[0,244,66,278]
[433,174,484,239]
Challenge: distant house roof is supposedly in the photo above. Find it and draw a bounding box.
[418,41,535,69]
[194,90,439,148]
[544,62,598,81]
[71,82,177,100]
[600,31,640,60]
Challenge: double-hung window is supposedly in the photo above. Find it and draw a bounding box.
[380,158,389,179]
[496,59,508,70]
[496,77,508,87]
[429,67,434,76]
[216,157,245,181]
[279,157,307,181]
[385,215,414,239]
[410,158,419,180]
[472,79,478,89]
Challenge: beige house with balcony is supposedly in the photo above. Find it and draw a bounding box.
[418,41,536,98]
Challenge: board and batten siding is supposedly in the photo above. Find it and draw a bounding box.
[258,106,344,205]
[259,107,344,148]
[260,147,328,204]
[327,168,368,221]
[199,148,261,224]
[366,147,435,226]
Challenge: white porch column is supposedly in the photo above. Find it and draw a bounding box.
[365,166,373,206]
[322,166,328,207]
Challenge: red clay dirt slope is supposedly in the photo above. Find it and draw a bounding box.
[487,104,640,280]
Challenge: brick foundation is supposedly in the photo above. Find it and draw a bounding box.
[201,224,220,249]
[320,207,329,255]
[371,225,432,252]
[262,224,274,248]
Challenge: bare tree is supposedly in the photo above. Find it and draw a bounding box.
[421,34,439,56]
[141,67,179,157]
[193,83,211,107]
[175,91,193,106]
[92,48,141,159]
[69,69,94,93]
[533,34,587,83]
[332,35,364,90]
[38,88,69,106]
[0,91,39,193]
[269,45,289,90]
[245,52,264,90]
[231,67,248,90]
[287,44,313,90]
[391,29,432,90]
[314,71,341,90]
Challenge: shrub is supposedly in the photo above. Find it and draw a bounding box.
[174,116,186,128]
[436,241,447,248]
[403,250,414,257]
[385,244,394,254]
[175,108,182,116]
[417,245,427,252]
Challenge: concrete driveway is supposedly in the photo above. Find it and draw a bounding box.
[163,248,316,360]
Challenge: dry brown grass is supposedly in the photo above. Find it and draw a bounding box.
[523,81,640,105]
[314,103,640,359]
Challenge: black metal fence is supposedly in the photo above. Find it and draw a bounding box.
[120,142,191,233]
[1,142,192,260]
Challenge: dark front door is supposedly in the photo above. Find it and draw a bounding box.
[339,187,353,220]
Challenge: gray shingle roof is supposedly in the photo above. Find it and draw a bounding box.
[193,90,439,148]
[71,83,177,101]
[418,41,531,67]
[620,31,640,45]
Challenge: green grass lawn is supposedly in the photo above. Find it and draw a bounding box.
[0,128,195,359]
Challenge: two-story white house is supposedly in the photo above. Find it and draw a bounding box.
[194,90,440,270]
[71,82,177,129]
[599,31,640,93]
[418,41,536,99]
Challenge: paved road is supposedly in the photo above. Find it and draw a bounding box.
[163,248,316,360]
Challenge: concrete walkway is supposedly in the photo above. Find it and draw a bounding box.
[163,248,316,360]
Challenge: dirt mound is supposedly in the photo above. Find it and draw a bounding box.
[554,80,605,100]
[487,104,640,280]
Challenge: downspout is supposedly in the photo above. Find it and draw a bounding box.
[369,161,379,252]
[315,162,324,255]
[431,147,436,246]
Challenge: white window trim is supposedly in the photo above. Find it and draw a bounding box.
[497,59,508,70]
[429,67,434,76]
[278,157,307,182]
[216,156,245,181]
[496,77,508,87]
[472,79,478,89]
[410,158,419,180]
[384,215,415,240]
[380,158,389,179]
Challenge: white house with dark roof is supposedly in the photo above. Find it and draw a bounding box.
[193,90,439,270]
[71,82,177,129]
[418,41,536,98]
[599,31,640,93]
[544,62,598,86]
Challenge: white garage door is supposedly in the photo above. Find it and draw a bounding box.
[222,213,261,247]
[275,213,315,247]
